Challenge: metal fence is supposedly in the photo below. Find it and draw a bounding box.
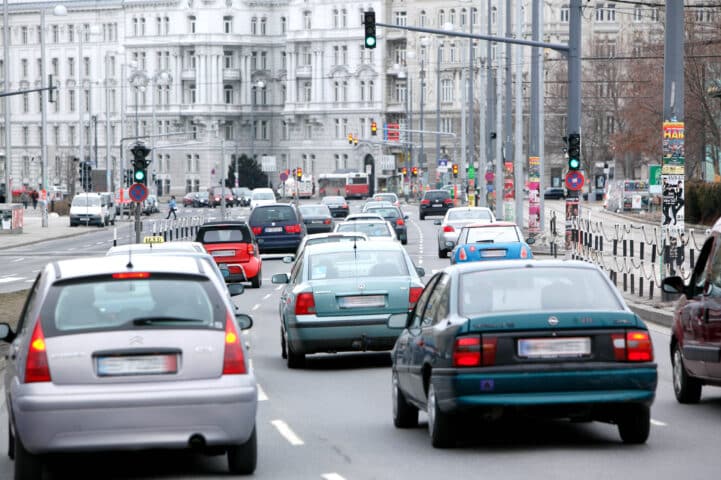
[151,215,206,242]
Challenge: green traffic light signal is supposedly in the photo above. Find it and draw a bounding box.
[568,157,580,170]
[364,11,376,49]
[134,169,146,182]
[567,133,581,171]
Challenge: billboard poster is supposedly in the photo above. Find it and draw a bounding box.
[662,174,685,233]
[528,156,540,234]
[649,165,662,194]
[503,161,514,221]
[564,198,580,251]
[662,121,685,175]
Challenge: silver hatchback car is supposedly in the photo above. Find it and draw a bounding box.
[0,255,257,479]
[435,206,495,257]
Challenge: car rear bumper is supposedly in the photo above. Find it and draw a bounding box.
[420,206,450,216]
[306,224,333,234]
[287,314,404,354]
[431,365,657,412]
[11,375,258,453]
[70,215,102,225]
[215,258,261,282]
[256,234,302,253]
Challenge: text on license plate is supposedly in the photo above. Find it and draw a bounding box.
[518,337,591,358]
[338,295,386,308]
[265,227,282,233]
[433,203,442,207]
[97,354,178,376]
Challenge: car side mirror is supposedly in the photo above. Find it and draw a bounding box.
[0,323,15,343]
[662,276,686,296]
[272,273,290,284]
[282,255,295,264]
[433,219,441,225]
[404,215,409,220]
[235,313,253,330]
[227,283,245,296]
[415,267,425,277]
[525,237,536,245]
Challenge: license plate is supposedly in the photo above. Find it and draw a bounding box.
[265,227,282,233]
[433,203,442,207]
[311,220,323,224]
[211,250,235,257]
[518,337,591,358]
[480,249,507,258]
[97,354,178,376]
[338,295,386,308]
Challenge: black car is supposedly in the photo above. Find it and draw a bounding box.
[419,190,453,220]
[248,203,306,253]
[193,191,210,208]
[366,206,408,245]
[544,187,566,200]
[298,204,334,234]
[321,195,349,218]
[233,187,252,207]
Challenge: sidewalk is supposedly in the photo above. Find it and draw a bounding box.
[0,211,99,250]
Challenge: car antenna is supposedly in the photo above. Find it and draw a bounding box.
[126,246,133,269]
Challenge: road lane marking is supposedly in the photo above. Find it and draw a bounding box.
[96,241,105,245]
[252,304,260,311]
[24,279,34,283]
[271,420,304,446]
[10,257,24,263]
[276,285,283,291]
[263,294,272,300]
[31,269,39,273]
[83,244,93,248]
[257,384,268,401]
[651,419,667,427]
[0,277,23,284]
[322,474,347,480]
[67,248,76,251]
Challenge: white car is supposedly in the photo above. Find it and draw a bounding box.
[249,188,276,209]
[334,219,398,242]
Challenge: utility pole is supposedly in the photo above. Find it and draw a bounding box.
[484,0,495,209]
[435,41,441,174]
[40,8,48,226]
[565,0,583,257]
[514,0,524,226]
[3,0,11,204]
[503,0,513,221]
[419,59,425,190]
[105,55,112,193]
[530,0,545,233]
[466,17,474,205]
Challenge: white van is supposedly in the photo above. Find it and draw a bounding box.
[249,188,276,209]
[69,193,111,227]
[100,192,116,225]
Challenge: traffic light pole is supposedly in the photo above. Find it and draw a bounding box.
[134,201,142,244]
[565,0,583,258]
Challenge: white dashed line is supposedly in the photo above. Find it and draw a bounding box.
[83,244,93,248]
[31,269,40,273]
[322,474,347,480]
[10,257,24,263]
[24,279,34,283]
[252,304,260,311]
[271,420,304,446]
[275,285,283,291]
[257,384,268,401]
[263,294,272,300]
[67,248,76,251]
[0,277,23,284]
[651,419,667,427]
[96,241,105,245]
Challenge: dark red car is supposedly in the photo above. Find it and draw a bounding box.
[196,221,263,288]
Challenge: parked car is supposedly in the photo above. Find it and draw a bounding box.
[182,192,198,207]
[449,222,533,264]
[334,219,397,242]
[391,260,657,447]
[233,187,253,207]
[365,206,408,245]
[544,187,566,200]
[193,191,210,208]
[419,190,453,220]
[0,255,257,477]
[272,241,425,368]
[196,221,263,288]
[298,204,334,234]
[663,216,721,404]
[321,196,350,218]
[435,207,496,258]
[248,203,306,253]
[69,193,109,227]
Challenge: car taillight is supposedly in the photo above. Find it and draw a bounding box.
[443,225,454,233]
[409,287,423,309]
[421,199,430,205]
[324,219,332,224]
[26,321,51,383]
[458,248,468,261]
[443,198,453,204]
[611,330,653,362]
[396,218,405,226]
[295,292,316,315]
[247,243,255,255]
[520,246,529,259]
[112,272,150,279]
[252,226,262,235]
[285,224,302,234]
[223,312,247,374]
[452,335,497,367]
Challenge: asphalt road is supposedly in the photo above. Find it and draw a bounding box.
[0,201,719,479]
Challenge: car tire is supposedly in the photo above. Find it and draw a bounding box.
[7,422,14,460]
[616,404,650,444]
[286,333,305,369]
[438,247,446,259]
[227,426,257,475]
[419,214,425,221]
[427,383,454,448]
[14,432,42,480]
[392,371,418,428]
[672,343,702,404]
[280,327,288,359]
[251,269,262,289]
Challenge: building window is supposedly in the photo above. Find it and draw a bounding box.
[607,3,616,22]
[188,16,196,33]
[156,16,162,34]
[68,90,75,112]
[21,26,28,44]
[251,52,258,70]
[22,127,29,146]
[281,17,286,34]
[282,120,289,140]
[21,59,28,78]
[83,57,90,77]
[260,18,267,35]
[449,43,456,62]
[394,46,406,65]
[305,120,312,139]
[261,51,267,69]
[281,52,287,69]
[68,24,74,42]
[224,16,233,34]
[341,46,348,65]
[438,9,445,26]
[394,11,407,27]
[333,9,339,28]
[133,18,138,36]
[335,81,341,102]
[394,80,407,103]
[251,17,257,35]
[471,7,478,25]
[460,8,467,26]
[650,7,660,21]
[224,51,233,68]
[560,5,569,22]
[441,79,453,102]
[52,25,59,43]
[419,10,427,27]
[22,94,29,113]
[334,118,340,138]
[69,125,76,144]
[224,86,234,104]
[342,9,347,27]
[140,17,146,35]
[261,121,268,140]
[303,82,312,102]
[189,84,196,104]
[359,81,365,102]
[304,11,312,30]
[449,9,455,25]
[441,117,453,133]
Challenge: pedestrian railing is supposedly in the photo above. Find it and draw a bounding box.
[151,215,205,243]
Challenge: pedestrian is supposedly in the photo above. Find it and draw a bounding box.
[31,190,38,209]
[166,195,177,220]
[20,191,29,209]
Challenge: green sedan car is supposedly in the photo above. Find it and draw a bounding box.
[272,242,426,368]
[390,260,658,448]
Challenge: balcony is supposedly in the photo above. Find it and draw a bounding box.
[181,69,196,81]
[223,69,241,81]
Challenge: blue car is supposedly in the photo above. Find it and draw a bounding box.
[248,203,306,254]
[450,222,533,264]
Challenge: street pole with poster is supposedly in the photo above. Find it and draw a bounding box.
[528,156,541,236]
[503,161,514,222]
[661,121,685,279]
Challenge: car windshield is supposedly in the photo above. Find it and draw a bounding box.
[72,196,100,207]
[459,267,623,316]
[253,192,274,200]
[308,250,408,279]
[42,277,223,335]
[448,209,492,221]
[198,227,251,243]
[465,226,521,243]
[300,205,331,217]
[336,222,391,237]
[251,206,295,223]
[367,208,399,219]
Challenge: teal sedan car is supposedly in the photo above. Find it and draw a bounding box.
[390,260,657,448]
[272,242,425,368]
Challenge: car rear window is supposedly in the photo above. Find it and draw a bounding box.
[250,206,297,223]
[448,209,492,221]
[300,205,331,217]
[323,196,345,204]
[252,191,275,200]
[40,275,226,336]
[336,222,391,237]
[424,191,450,201]
[308,251,409,279]
[306,236,366,248]
[465,226,521,243]
[367,208,400,219]
[197,226,251,243]
[72,196,100,207]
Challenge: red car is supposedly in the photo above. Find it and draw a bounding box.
[195,221,263,288]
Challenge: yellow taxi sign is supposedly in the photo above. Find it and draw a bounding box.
[143,236,165,244]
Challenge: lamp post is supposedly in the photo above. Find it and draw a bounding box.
[77,24,101,192]
[419,38,429,186]
[3,0,10,204]
[150,70,172,196]
[251,80,265,163]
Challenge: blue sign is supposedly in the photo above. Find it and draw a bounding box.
[128,183,148,203]
[438,159,448,167]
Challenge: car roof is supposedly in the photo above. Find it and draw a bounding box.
[463,221,518,228]
[450,259,599,275]
[304,232,368,241]
[303,239,404,255]
[447,206,492,212]
[106,242,205,255]
[200,221,249,227]
[424,189,447,194]
[51,254,215,281]
[347,213,385,219]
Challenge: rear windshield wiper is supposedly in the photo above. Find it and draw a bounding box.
[132,317,205,326]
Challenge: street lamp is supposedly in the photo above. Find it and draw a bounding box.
[251,80,266,163]
[77,23,101,192]
[151,70,173,196]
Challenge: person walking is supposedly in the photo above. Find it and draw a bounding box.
[31,190,38,209]
[166,195,177,220]
[20,191,29,209]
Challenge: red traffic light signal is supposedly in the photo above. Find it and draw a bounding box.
[296,167,303,179]
[411,167,418,177]
[347,133,353,144]
[371,121,377,135]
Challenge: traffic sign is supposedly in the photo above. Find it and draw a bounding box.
[128,183,148,203]
[280,171,288,182]
[565,171,585,191]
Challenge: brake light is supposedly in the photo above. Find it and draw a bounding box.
[421,199,430,205]
[112,272,150,280]
[520,246,529,259]
[611,330,653,362]
[458,248,468,261]
[453,337,481,367]
[247,243,255,255]
[295,292,316,315]
[396,218,405,226]
[285,224,302,234]
[252,226,262,235]
[324,219,332,224]
[26,321,51,383]
[443,225,454,233]
[409,286,423,309]
[443,198,453,204]
[222,312,246,374]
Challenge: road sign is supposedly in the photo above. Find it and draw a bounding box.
[565,171,585,191]
[128,183,148,203]
[279,171,288,182]
[261,156,276,172]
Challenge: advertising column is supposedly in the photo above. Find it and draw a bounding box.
[661,121,685,277]
[503,161,515,222]
[528,156,541,235]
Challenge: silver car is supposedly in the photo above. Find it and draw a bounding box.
[334,219,398,241]
[0,255,257,478]
[435,206,495,257]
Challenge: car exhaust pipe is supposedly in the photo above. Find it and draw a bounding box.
[188,434,206,450]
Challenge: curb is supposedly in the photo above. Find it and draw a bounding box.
[628,302,673,328]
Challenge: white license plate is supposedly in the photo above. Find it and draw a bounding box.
[338,295,386,308]
[97,355,178,376]
[265,227,282,233]
[480,249,507,258]
[518,337,591,358]
[311,220,323,224]
[211,250,235,257]
[433,203,442,207]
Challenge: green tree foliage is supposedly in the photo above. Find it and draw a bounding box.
[226,154,268,189]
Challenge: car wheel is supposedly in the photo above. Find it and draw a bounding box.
[672,343,702,404]
[227,426,257,475]
[392,371,418,428]
[427,383,454,448]
[7,422,14,459]
[616,404,650,444]
[251,268,262,289]
[286,332,305,369]
[14,432,42,480]
[438,247,446,259]
[419,214,425,220]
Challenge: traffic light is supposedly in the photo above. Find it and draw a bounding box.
[348,133,353,144]
[411,166,418,177]
[401,167,407,176]
[364,11,376,49]
[452,163,459,177]
[353,135,358,146]
[130,143,151,185]
[567,133,581,171]
[296,167,303,179]
[79,161,92,191]
[371,121,378,136]
[125,169,133,187]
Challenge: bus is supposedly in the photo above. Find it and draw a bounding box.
[345,172,370,198]
[318,172,370,199]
